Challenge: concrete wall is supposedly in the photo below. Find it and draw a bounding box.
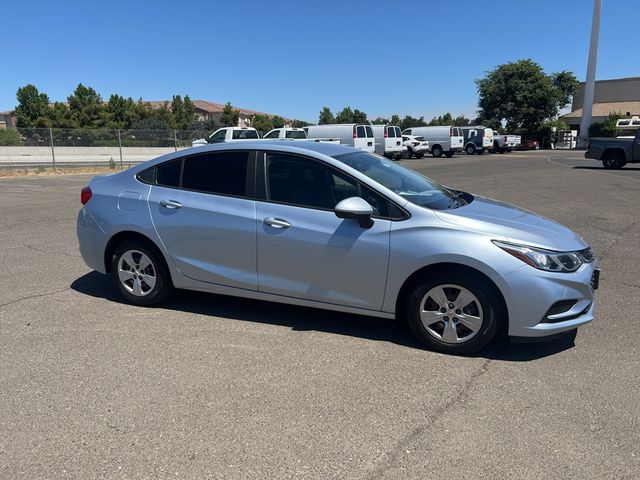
[0,146,185,164]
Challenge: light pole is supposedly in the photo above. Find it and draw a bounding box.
[578,0,602,148]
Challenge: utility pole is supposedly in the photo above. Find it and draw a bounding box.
[578,0,602,148]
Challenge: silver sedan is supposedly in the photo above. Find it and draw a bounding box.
[77,141,599,354]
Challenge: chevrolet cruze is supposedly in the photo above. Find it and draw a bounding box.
[77,142,599,354]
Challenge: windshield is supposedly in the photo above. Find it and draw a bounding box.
[285,130,307,139]
[333,151,470,210]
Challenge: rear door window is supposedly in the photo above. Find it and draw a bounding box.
[386,126,396,138]
[356,126,366,138]
[365,126,373,138]
[182,151,250,197]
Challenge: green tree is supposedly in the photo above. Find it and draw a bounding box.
[335,107,354,124]
[352,109,368,124]
[271,115,286,129]
[251,114,274,133]
[372,116,390,124]
[171,95,197,130]
[0,128,22,146]
[588,112,622,138]
[67,83,107,127]
[290,119,311,128]
[400,115,427,130]
[453,114,471,127]
[476,59,578,136]
[390,115,402,127]
[15,84,51,128]
[318,107,335,125]
[220,102,239,127]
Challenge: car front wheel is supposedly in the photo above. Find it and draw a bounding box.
[602,151,627,169]
[111,240,173,306]
[431,145,443,158]
[405,272,503,354]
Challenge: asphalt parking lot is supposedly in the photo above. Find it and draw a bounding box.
[1,150,638,479]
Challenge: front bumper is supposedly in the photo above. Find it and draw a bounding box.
[499,262,598,337]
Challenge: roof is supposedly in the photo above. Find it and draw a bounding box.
[561,101,640,119]
[146,99,289,120]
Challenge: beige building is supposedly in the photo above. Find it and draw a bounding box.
[561,77,640,133]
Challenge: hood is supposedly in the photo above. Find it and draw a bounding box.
[433,196,587,251]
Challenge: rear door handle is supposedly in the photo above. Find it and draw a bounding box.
[263,217,291,229]
[160,199,183,209]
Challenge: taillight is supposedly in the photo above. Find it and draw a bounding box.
[384,128,388,138]
[353,127,357,138]
[81,186,92,205]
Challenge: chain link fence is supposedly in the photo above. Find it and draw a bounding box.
[0,127,211,169]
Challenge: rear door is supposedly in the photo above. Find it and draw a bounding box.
[255,151,391,310]
[450,127,463,150]
[353,125,375,152]
[483,128,494,148]
[147,150,258,290]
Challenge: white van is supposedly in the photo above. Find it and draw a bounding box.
[304,124,375,152]
[371,124,404,159]
[402,126,463,157]
[263,127,308,140]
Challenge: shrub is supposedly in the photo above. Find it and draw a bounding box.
[0,128,22,146]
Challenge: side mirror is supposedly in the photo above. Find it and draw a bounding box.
[334,197,374,228]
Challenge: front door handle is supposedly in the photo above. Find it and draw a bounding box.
[160,199,183,209]
[263,217,291,229]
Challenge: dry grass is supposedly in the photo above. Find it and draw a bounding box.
[0,165,131,178]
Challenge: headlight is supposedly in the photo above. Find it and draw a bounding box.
[492,240,594,273]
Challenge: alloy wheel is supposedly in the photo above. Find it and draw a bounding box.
[117,249,157,297]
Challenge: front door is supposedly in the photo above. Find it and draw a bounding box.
[256,152,391,311]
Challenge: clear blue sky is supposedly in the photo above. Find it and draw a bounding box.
[3,0,639,122]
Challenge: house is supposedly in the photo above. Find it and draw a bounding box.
[561,77,640,134]
[0,110,16,128]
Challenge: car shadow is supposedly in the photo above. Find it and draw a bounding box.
[71,271,576,362]
[573,166,640,171]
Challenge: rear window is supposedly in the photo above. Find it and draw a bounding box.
[386,126,397,138]
[232,129,259,139]
[395,127,401,137]
[285,130,307,139]
[365,126,373,138]
[356,126,366,138]
[451,127,461,136]
[181,151,249,196]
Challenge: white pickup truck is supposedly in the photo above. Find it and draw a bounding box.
[192,127,260,147]
[262,127,309,140]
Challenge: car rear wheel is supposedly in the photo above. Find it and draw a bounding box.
[111,239,173,306]
[465,144,476,155]
[405,272,503,354]
[431,145,443,158]
[602,151,627,169]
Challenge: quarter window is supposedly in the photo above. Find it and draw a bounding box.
[182,151,249,196]
[155,160,181,188]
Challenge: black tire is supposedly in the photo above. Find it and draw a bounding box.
[110,239,173,306]
[415,152,424,159]
[405,270,504,354]
[431,145,443,158]
[465,144,476,155]
[602,151,627,169]
[444,151,454,158]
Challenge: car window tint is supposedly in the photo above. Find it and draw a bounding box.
[182,151,249,196]
[137,167,155,184]
[356,126,366,138]
[365,126,373,138]
[285,130,306,139]
[265,153,392,217]
[395,127,402,137]
[156,159,181,188]
[264,130,279,139]
[386,126,395,138]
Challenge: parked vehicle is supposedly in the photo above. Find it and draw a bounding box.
[402,126,463,158]
[518,139,540,150]
[402,135,430,159]
[192,127,260,146]
[371,124,405,159]
[491,131,517,153]
[461,127,493,155]
[585,128,640,169]
[77,141,599,355]
[615,116,640,138]
[304,124,375,152]
[263,127,308,140]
